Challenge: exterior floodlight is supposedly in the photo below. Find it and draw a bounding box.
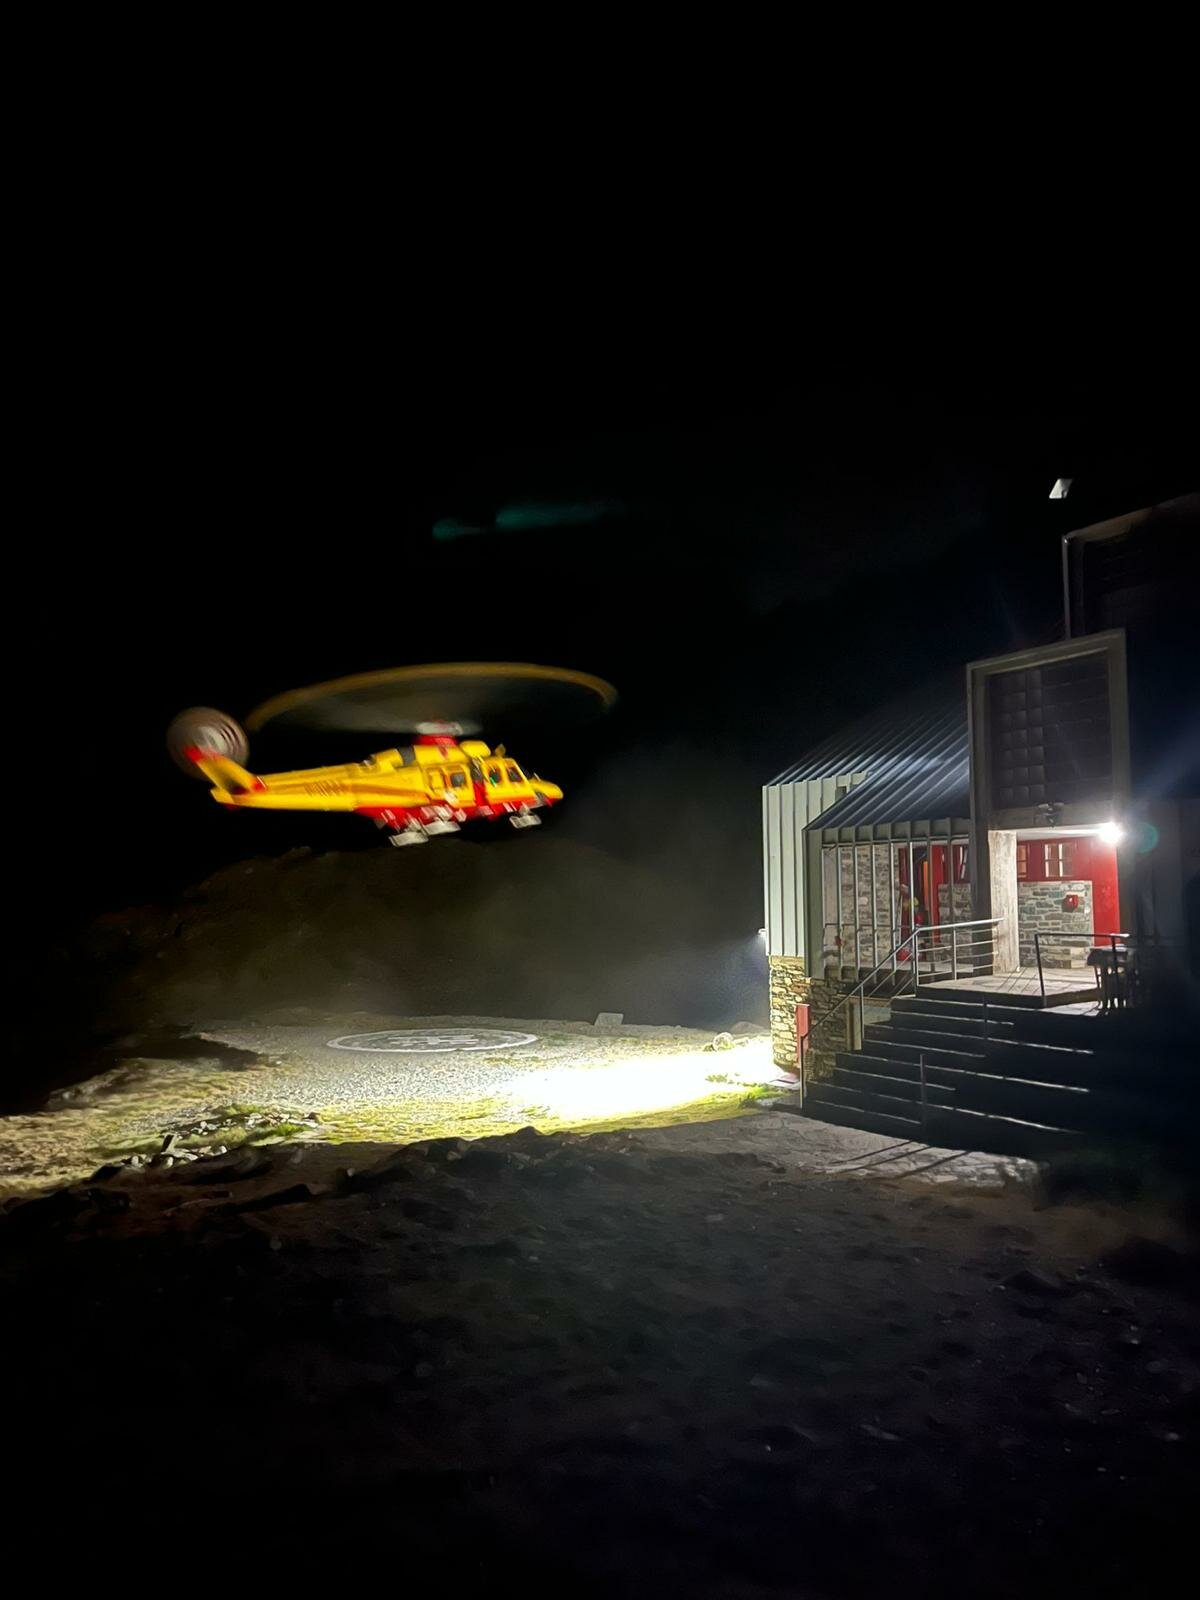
[1049,477,1073,499]
[1097,820,1123,846]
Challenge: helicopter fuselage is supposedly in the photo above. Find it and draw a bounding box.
[186,734,561,843]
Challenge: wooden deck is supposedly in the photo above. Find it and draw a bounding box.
[922,967,1097,1007]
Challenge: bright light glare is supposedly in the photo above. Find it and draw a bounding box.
[1049,477,1073,499]
[504,1042,775,1125]
[1097,820,1123,846]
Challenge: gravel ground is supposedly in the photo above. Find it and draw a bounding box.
[0,1010,1032,1199]
[0,1015,778,1196]
[202,1016,723,1107]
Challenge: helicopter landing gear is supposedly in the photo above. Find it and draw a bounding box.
[423,818,461,836]
[510,811,542,829]
[389,824,428,846]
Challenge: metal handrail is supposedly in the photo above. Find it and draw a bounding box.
[798,918,1002,1098]
[823,917,992,975]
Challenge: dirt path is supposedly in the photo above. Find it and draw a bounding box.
[5,1114,1196,1595]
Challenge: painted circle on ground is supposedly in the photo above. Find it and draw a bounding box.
[326,1028,538,1053]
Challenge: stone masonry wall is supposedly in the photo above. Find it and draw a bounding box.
[770,945,854,1077]
[802,975,857,1081]
[768,955,810,1067]
[936,883,974,925]
[1017,880,1093,968]
[832,846,899,971]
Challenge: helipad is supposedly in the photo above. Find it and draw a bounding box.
[325,1027,538,1053]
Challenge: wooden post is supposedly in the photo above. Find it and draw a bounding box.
[847,993,862,1052]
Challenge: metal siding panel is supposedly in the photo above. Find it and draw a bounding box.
[793,784,809,961]
[764,788,774,953]
[765,787,783,955]
[814,713,970,829]
[780,784,795,957]
[806,827,824,973]
[775,788,788,955]
[767,678,969,794]
[780,784,790,947]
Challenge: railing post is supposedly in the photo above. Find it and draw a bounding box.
[951,924,959,983]
[919,1052,927,1132]
[795,1003,809,1107]
[1034,931,1046,1003]
[846,992,863,1052]
[914,929,922,993]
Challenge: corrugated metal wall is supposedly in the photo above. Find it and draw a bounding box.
[763,774,864,958]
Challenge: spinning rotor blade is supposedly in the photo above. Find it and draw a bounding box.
[247,663,616,741]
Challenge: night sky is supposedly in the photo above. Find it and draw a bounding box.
[19,353,1194,941]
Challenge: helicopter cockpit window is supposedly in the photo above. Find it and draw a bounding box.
[449,769,468,789]
[505,764,523,783]
[486,765,502,786]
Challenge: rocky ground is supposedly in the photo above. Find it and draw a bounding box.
[5,1110,1197,1594]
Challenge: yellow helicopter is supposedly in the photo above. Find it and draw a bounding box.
[168,663,614,845]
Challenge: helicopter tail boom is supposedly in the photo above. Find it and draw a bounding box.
[185,747,265,796]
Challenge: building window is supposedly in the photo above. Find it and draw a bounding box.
[1017,839,1078,882]
[1042,840,1075,879]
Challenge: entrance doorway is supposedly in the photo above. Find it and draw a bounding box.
[1015,833,1120,970]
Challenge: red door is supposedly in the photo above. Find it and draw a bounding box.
[1082,839,1120,937]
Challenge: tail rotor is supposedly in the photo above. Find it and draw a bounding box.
[167,707,250,777]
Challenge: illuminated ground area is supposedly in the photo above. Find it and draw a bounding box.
[0,1016,783,1197]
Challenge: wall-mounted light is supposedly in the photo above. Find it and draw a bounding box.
[1097,820,1123,846]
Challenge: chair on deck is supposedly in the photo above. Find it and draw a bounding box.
[1087,939,1137,1012]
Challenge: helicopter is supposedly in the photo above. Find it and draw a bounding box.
[167,664,614,847]
[169,709,563,845]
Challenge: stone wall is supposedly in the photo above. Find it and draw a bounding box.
[770,954,860,1076]
[768,955,810,1067]
[802,975,857,1080]
[828,845,902,972]
[936,883,974,925]
[1017,880,1092,968]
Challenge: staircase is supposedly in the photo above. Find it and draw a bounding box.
[803,985,1097,1157]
